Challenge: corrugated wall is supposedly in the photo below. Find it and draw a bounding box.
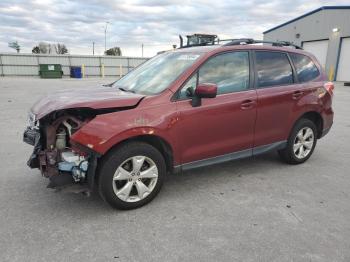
[0,53,148,77]
[263,9,350,80]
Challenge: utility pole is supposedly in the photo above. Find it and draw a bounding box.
[141,43,144,57]
[104,21,110,54]
[92,42,95,55]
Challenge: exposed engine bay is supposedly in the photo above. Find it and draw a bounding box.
[23,108,98,190]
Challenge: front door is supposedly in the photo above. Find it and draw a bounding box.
[175,51,257,165]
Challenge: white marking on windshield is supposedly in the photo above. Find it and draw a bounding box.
[177,54,200,61]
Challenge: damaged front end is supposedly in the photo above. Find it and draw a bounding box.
[23,109,99,192]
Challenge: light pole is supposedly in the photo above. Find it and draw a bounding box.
[104,21,110,54]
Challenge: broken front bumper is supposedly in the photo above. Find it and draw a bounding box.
[23,127,39,146]
[23,127,41,168]
[23,127,98,190]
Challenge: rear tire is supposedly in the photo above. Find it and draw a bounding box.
[98,142,166,210]
[278,118,317,165]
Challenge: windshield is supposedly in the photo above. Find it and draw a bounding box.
[113,52,202,95]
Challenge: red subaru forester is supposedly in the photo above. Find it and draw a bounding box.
[24,39,334,209]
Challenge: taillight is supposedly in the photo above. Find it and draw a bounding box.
[324,82,334,96]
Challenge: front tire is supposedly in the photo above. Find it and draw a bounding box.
[98,142,166,210]
[279,118,317,165]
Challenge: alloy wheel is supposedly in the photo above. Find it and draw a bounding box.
[112,156,158,202]
[293,127,315,159]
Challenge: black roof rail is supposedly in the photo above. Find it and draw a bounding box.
[223,38,303,49]
[277,41,303,49]
[222,38,255,45]
[176,36,303,50]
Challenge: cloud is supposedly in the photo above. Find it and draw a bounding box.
[0,0,348,56]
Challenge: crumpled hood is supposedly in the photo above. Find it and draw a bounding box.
[31,87,145,119]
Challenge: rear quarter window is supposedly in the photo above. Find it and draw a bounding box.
[290,53,320,82]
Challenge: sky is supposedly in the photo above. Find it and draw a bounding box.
[0,0,349,57]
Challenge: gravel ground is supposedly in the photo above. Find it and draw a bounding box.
[0,78,349,262]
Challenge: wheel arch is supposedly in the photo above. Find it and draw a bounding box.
[296,111,323,138]
[96,134,174,181]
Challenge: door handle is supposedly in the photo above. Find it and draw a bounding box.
[292,90,304,100]
[241,99,255,109]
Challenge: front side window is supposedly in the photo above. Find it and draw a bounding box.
[113,52,202,95]
[179,52,250,98]
[199,52,250,95]
[255,51,294,88]
[179,73,197,99]
[290,53,320,82]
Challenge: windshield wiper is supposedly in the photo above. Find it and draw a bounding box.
[118,87,135,93]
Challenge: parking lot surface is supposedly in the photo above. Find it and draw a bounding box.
[0,78,349,262]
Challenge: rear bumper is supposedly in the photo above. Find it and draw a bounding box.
[320,106,333,138]
[320,126,332,138]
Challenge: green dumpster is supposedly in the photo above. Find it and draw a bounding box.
[39,64,63,78]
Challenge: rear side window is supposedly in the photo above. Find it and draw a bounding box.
[290,53,320,82]
[255,52,294,87]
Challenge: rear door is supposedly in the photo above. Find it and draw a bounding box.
[253,51,303,149]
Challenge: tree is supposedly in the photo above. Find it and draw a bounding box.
[31,42,69,54]
[105,47,122,56]
[9,41,20,53]
[32,46,40,54]
[55,43,68,54]
[38,42,50,54]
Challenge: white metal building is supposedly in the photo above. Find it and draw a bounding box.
[263,6,350,82]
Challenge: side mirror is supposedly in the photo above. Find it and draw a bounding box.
[191,83,217,107]
[195,83,217,98]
